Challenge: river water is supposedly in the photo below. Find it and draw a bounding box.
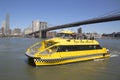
[0,38,120,80]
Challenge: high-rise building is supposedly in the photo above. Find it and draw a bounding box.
[24,27,32,35]
[2,13,10,36]
[5,13,10,35]
[76,27,83,38]
[78,27,82,34]
[47,31,57,38]
[1,21,6,35]
[13,28,21,35]
[0,28,2,36]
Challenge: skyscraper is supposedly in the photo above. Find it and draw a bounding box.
[78,27,82,34]
[5,13,10,35]
[1,21,6,36]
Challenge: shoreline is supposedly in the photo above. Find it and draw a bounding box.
[0,36,120,40]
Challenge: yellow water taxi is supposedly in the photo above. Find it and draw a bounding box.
[25,30,110,66]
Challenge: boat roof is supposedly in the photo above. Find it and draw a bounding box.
[45,30,100,46]
[46,38,100,45]
[58,30,74,34]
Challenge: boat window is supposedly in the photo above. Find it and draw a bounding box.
[46,46,58,54]
[29,42,41,53]
[55,33,64,37]
[95,45,102,49]
[41,46,58,54]
[57,45,102,52]
[63,34,74,39]
[55,33,74,39]
[51,46,58,52]
[46,42,56,48]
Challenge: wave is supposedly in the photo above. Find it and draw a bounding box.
[94,53,119,62]
[110,50,120,58]
[94,58,105,61]
[110,54,119,58]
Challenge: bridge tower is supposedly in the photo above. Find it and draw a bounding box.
[39,22,47,38]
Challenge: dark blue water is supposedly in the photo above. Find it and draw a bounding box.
[0,38,120,80]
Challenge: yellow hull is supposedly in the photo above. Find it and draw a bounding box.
[32,53,110,66]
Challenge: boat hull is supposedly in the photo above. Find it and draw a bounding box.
[28,53,110,66]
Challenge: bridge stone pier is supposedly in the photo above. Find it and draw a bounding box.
[25,30,47,38]
[41,30,47,38]
[33,33,40,38]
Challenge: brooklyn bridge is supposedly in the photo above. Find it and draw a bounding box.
[25,15,120,38]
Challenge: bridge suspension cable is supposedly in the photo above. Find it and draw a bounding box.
[95,8,120,18]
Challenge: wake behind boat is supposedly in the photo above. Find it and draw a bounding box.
[25,30,110,66]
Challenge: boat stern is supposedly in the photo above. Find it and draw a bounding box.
[101,48,110,58]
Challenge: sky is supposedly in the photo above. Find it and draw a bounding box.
[0,0,120,33]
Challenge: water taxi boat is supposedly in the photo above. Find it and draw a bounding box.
[25,30,110,66]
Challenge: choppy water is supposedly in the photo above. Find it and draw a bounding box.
[0,38,120,80]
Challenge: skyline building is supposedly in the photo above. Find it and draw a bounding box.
[5,13,10,35]
[1,13,10,36]
[12,28,21,35]
[78,27,82,34]
[1,21,6,35]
